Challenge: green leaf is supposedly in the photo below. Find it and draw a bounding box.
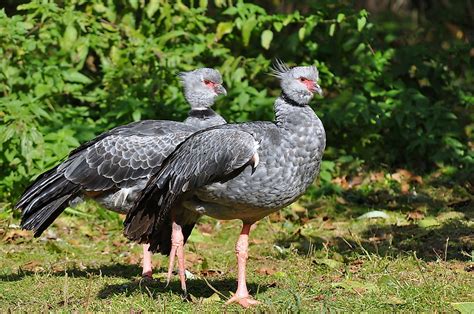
[129,0,139,9]
[199,0,208,8]
[61,24,78,51]
[357,16,367,31]
[273,21,283,32]
[214,0,225,8]
[146,0,160,18]
[451,302,474,314]
[62,70,92,84]
[132,110,141,121]
[315,258,343,269]
[215,22,233,41]
[241,18,257,46]
[329,23,336,37]
[260,29,273,50]
[337,13,345,23]
[298,27,306,41]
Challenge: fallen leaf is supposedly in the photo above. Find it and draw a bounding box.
[332,176,349,189]
[291,203,307,217]
[202,293,221,304]
[451,302,474,314]
[268,212,283,222]
[383,296,406,305]
[464,264,474,272]
[197,223,214,235]
[406,210,425,221]
[332,280,377,293]
[336,197,347,205]
[401,182,410,194]
[314,295,325,301]
[357,211,389,220]
[348,176,363,188]
[314,258,343,269]
[22,260,43,272]
[370,172,385,183]
[200,269,224,277]
[3,229,31,242]
[256,267,276,275]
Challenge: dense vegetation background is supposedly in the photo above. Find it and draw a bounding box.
[0,0,472,206]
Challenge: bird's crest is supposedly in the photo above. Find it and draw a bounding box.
[270,59,291,78]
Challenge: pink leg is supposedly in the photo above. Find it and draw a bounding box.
[166,222,187,293]
[142,243,153,278]
[225,223,261,308]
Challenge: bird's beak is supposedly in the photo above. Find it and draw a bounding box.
[314,83,323,96]
[214,84,227,96]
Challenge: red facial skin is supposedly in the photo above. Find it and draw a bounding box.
[204,80,217,88]
[204,80,224,95]
[299,77,316,93]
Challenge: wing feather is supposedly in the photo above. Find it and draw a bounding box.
[124,128,259,246]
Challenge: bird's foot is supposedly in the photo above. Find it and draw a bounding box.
[141,270,153,279]
[166,222,187,293]
[225,293,260,308]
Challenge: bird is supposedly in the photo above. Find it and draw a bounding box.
[16,67,227,278]
[124,60,326,307]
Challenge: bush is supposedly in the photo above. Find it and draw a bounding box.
[0,0,472,204]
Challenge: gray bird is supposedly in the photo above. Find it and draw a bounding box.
[124,61,325,307]
[16,67,227,278]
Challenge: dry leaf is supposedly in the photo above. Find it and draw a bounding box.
[406,210,425,221]
[332,176,349,189]
[3,229,31,242]
[200,269,224,277]
[256,267,276,275]
[348,176,363,188]
[197,223,213,235]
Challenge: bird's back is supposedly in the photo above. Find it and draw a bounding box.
[193,103,325,222]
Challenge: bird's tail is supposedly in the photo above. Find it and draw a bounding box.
[16,163,80,237]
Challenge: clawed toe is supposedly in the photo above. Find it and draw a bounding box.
[225,294,261,308]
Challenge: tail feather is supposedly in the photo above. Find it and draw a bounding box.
[16,165,80,237]
[21,194,75,237]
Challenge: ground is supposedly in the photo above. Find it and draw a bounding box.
[0,171,473,312]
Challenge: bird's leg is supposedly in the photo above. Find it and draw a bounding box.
[141,243,153,278]
[225,223,261,308]
[166,221,187,293]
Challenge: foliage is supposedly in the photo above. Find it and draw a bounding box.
[0,0,472,204]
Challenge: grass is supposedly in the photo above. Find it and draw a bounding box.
[0,173,473,312]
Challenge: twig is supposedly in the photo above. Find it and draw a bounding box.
[444,237,449,262]
[341,236,354,249]
[413,252,428,285]
[349,229,372,261]
[202,276,227,300]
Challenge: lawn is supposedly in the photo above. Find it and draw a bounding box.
[1,173,473,312]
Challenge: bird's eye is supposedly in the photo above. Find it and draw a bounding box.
[204,80,214,86]
[299,77,308,82]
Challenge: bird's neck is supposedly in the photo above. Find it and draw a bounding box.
[188,108,216,119]
[274,96,318,129]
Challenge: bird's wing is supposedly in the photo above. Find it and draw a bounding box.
[60,121,198,191]
[124,128,259,245]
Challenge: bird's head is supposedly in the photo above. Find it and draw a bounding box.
[179,68,227,109]
[271,60,322,105]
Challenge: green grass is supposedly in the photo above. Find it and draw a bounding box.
[1,177,473,312]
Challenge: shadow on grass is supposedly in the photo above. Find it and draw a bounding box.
[0,263,268,300]
[0,263,142,282]
[98,277,266,300]
[287,179,473,261]
[276,219,473,262]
